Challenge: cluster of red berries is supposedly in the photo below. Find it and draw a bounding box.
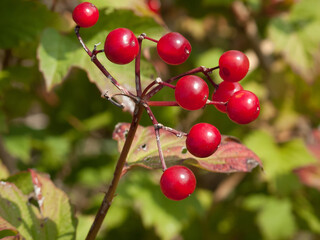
[73,2,260,201]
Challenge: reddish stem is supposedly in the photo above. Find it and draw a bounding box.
[75,26,134,97]
[158,80,176,89]
[144,36,159,43]
[143,104,168,171]
[206,100,227,105]
[141,79,158,97]
[147,101,179,107]
[145,66,220,99]
[85,105,144,240]
[135,36,143,96]
[155,126,167,171]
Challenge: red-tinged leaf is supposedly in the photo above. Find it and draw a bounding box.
[0,171,76,240]
[294,164,320,191]
[113,123,262,173]
[307,129,320,160]
[29,170,77,239]
[294,129,320,191]
[29,169,45,213]
[0,216,20,239]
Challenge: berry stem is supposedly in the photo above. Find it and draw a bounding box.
[145,66,220,99]
[75,26,134,97]
[147,101,179,107]
[141,78,159,97]
[135,35,144,96]
[158,123,187,138]
[85,104,144,240]
[142,104,169,171]
[155,125,167,171]
[157,80,176,89]
[206,99,227,106]
[102,91,124,109]
[143,36,159,43]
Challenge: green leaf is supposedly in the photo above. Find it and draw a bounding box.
[3,135,32,164]
[0,216,19,239]
[117,171,206,240]
[38,28,80,90]
[244,196,297,240]
[0,160,9,180]
[39,136,71,170]
[0,0,55,48]
[0,170,77,240]
[289,0,320,21]
[29,170,77,240]
[75,215,94,240]
[268,0,320,81]
[113,123,262,173]
[0,111,8,133]
[244,130,316,180]
[195,48,223,67]
[5,171,33,195]
[203,0,234,7]
[0,181,45,239]
[294,195,320,234]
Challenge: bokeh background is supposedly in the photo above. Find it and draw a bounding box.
[0,0,320,239]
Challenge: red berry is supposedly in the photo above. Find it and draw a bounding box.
[147,0,161,13]
[226,90,260,124]
[72,2,99,28]
[160,165,196,201]
[186,123,221,158]
[212,81,243,113]
[175,75,209,111]
[219,50,249,82]
[104,28,139,65]
[157,32,192,65]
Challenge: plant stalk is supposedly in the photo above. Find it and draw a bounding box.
[85,104,144,240]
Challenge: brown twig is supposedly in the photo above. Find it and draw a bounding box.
[85,105,144,240]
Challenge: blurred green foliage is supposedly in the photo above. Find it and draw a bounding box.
[0,0,320,239]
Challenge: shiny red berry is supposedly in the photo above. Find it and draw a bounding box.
[175,75,209,111]
[157,32,192,65]
[226,90,260,124]
[212,81,243,113]
[104,28,139,65]
[186,123,221,158]
[72,2,99,28]
[147,0,161,13]
[219,50,249,82]
[160,165,196,201]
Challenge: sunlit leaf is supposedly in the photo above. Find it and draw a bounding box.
[0,171,77,240]
[0,160,9,180]
[113,123,262,173]
[244,130,316,180]
[5,171,33,195]
[268,0,320,82]
[117,171,206,240]
[0,181,45,239]
[0,216,20,239]
[244,195,297,240]
[3,135,32,164]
